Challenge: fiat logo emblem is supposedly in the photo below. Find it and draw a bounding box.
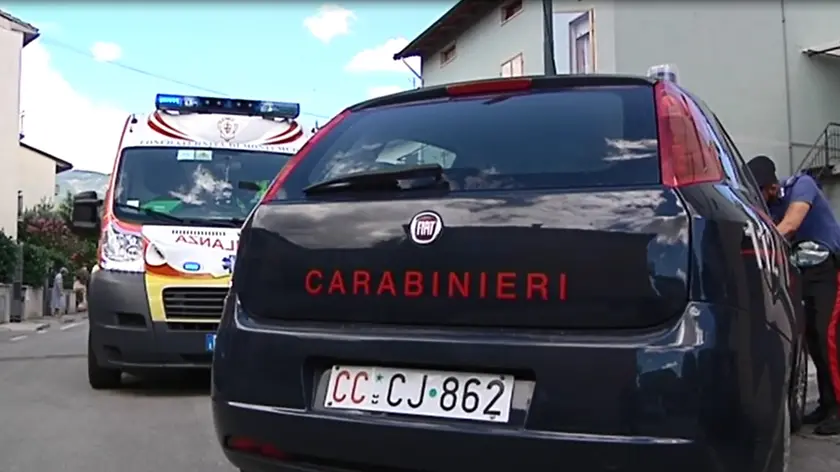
[409,211,443,245]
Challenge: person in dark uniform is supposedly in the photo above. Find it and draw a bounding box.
[748,155,840,435]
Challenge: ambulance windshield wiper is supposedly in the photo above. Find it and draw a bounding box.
[303,164,447,195]
[113,202,186,224]
[191,217,246,228]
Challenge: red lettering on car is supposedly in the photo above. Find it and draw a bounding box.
[304,270,569,300]
[404,271,423,297]
[448,272,470,297]
[526,273,548,300]
[331,370,350,403]
[350,372,368,404]
[328,270,346,295]
[305,270,323,295]
[352,270,370,295]
[496,272,516,300]
[377,271,397,296]
[560,273,567,300]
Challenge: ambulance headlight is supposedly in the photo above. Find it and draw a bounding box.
[101,223,144,272]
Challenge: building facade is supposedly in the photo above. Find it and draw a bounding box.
[0,10,38,238]
[395,0,840,206]
[18,142,73,209]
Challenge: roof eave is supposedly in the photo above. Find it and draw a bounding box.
[393,0,502,61]
[55,162,73,174]
[0,10,40,46]
[22,31,40,47]
[20,141,74,172]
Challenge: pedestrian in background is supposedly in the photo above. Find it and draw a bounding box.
[75,265,89,310]
[51,267,67,318]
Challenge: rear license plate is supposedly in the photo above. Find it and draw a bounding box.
[205,334,216,352]
[324,365,514,422]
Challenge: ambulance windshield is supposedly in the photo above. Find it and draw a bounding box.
[112,147,290,224]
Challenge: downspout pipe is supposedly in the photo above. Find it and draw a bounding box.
[780,0,795,176]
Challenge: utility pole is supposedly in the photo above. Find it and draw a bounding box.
[542,0,557,75]
[10,191,23,322]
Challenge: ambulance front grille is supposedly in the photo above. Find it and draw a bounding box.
[162,287,228,320]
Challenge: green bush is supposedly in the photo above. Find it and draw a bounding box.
[0,232,16,284]
[22,244,53,287]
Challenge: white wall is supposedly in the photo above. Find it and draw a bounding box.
[421,0,545,87]
[18,146,58,209]
[609,1,840,178]
[781,1,840,170]
[0,24,22,239]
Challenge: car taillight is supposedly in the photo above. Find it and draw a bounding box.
[446,78,532,96]
[655,81,723,187]
[260,109,351,203]
[226,436,289,461]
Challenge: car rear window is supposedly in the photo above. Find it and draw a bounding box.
[278,85,660,198]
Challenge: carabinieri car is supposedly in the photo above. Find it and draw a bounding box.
[211,73,807,472]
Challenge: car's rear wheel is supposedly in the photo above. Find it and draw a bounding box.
[789,343,808,433]
[768,403,791,472]
[88,332,122,390]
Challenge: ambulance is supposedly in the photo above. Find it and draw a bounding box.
[71,94,309,389]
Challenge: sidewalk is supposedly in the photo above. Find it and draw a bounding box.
[0,311,88,333]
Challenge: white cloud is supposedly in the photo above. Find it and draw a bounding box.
[345,37,420,74]
[20,40,128,174]
[367,85,406,99]
[304,4,355,44]
[90,41,122,62]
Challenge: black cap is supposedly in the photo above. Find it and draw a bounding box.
[747,155,779,189]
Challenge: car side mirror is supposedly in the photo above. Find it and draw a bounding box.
[71,191,102,237]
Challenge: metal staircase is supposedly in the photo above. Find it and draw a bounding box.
[795,123,840,182]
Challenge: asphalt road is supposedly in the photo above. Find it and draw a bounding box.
[0,320,837,472]
[0,321,232,472]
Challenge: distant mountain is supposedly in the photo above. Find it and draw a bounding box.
[56,170,110,199]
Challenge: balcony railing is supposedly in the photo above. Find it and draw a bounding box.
[795,122,840,181]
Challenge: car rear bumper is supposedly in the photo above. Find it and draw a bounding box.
[212,301,790,472]
[88,270,217,370]
[213,398,700,472]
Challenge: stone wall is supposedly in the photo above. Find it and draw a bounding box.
[0,284,81,323]
[0,284,10,323]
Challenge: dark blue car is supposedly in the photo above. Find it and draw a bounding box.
[211,75,808,472]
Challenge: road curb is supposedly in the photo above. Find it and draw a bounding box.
[0,321,50,333]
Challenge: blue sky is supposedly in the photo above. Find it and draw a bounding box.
[5,2,451,172]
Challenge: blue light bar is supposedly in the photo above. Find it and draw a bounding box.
[155,94,300,120]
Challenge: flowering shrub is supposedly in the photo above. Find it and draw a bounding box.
[13,195,99,288]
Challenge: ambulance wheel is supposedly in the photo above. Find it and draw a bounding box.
[88,333,121,390]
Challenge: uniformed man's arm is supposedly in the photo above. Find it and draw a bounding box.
[777,175,819,237]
